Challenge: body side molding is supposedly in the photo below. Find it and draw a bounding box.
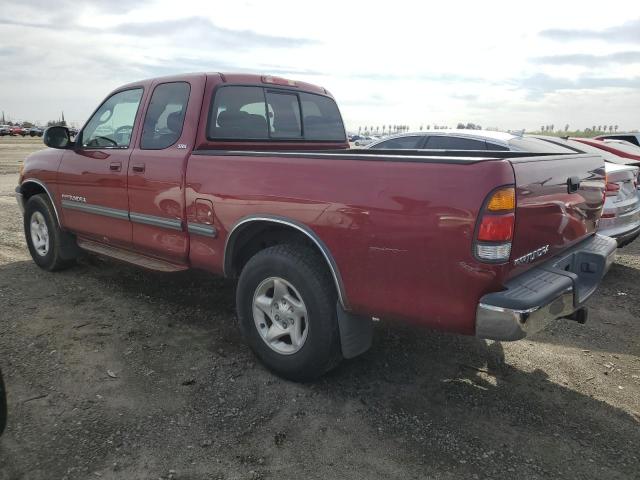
[223,215,349,310]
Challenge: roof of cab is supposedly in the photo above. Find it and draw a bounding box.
[112,72,328,95]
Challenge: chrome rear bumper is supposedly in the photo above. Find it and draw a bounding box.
[476,234,617,341]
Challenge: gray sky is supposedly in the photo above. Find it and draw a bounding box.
[1,0,639,131]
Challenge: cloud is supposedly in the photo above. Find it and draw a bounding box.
[540,18,640,44]
[17,0,148,12]
[531,51,640,66]
[108,17,318,50]
[516,73,640,98]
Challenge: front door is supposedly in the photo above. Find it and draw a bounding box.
[57,88,145,247]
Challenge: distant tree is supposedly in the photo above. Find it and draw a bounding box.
[550,124,554,132]
[22,121,34,128]
[457,123,465,129]
[597,125,602,132]
[609,125,613,132]
[615,125,619,132]
[564,124,569,132]
[426,125,430,130]
[419,125,423,131]
[358,126,361,133]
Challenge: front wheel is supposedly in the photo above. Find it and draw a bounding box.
[24,194,77,271]
[236,244,342,381]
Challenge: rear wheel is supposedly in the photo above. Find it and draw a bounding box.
[24,194,77,271]
[236,244,342,381]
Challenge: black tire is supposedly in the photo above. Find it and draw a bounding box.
[0,369,6,436]
[24,194,78,271]
[236,244,342,381]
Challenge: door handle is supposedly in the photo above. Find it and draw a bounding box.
[109,162,122,172]
[132,163,146,173]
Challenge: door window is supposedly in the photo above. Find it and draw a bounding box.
[141,82,191,150]
[425,136,487,150]
[373,136,424,149]
[81,88,143,148]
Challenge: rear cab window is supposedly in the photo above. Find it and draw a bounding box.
[208,86,345,142]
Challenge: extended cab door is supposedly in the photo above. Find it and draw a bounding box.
[57,87,145,247]
[127,75,205,263]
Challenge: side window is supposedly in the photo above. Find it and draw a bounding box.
[486,142,509,151]
[81,88,143,148]
[141,82,190,150]
[425,136,487,150]
[209,86,268,139]
[265,91,302,138]
[374,136,423,149]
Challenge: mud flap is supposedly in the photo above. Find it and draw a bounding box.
[337,303,373,359]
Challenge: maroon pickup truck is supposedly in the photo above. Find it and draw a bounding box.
[16,73,616,380]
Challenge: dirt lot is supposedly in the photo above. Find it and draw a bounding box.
[0,137,638,479]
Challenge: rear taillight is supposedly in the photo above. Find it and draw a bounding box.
[474,186,515,263]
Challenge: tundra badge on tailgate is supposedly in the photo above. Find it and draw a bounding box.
[513,245,549,265]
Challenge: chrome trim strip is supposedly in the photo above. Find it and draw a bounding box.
[61,199,182,231]
[187,223,218,238]
[20,178,61,224]
[130,212,183,230]
[224,215,348,309]
[61,199,129,220]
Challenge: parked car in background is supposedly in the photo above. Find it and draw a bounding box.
[353,136,376,146]
[16,72,616,380]
[366,129,575,152]
[368,131,640,247]
[531,136,640,247]
[572,137,640,165]
[28,127,44,137]
[9,126,27,136]
[595,133,640,147]
[0,125,10,136]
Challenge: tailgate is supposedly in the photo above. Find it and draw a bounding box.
[509,153,605,273]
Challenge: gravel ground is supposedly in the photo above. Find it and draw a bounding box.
[0,137,638,480]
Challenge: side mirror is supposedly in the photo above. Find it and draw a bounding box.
[43,126,73,149]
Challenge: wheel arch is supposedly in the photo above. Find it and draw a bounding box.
[20,179,61,225]
[224,215,349,310]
